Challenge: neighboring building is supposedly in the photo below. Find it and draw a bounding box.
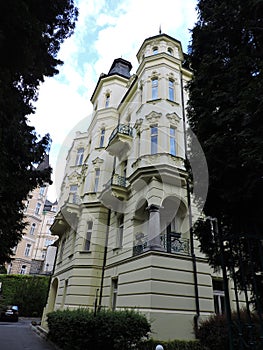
[42,33,235,340]
[7,157,58,275]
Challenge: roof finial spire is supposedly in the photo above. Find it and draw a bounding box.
[159,25,162,34]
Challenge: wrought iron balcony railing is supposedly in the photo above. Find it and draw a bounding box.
[133,232,190,256]
[108,124,133,143]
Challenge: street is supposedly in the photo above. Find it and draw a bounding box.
[0,318,56,350]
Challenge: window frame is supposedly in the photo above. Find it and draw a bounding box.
[168,79,175,101]
[35,202,41,215]
[84,221,93,251]
[94,169,100,192]
[99,128,105,148]
[170,126,177,156]
[150,125,158,154]
[29,222,36,235]
[75,147,84,166]
[24,243,31,257]
[151,78,158,100]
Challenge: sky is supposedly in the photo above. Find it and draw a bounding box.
[30,0,198,202]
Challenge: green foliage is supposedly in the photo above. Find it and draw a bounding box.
[197,312,262,350]
[187,0,263,304]
[0,0,78,264]
[47,308,151,350]
[138,338,205,350]
[0,274,50,316]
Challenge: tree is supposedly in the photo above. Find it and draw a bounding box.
[0,0,78,263]
[187,0,263,306]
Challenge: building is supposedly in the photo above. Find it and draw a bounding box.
[7,169,58,275]
[42,33,229,340]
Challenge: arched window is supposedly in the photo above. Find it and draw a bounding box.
[153,46,158,55]
[152,78,158,100]
[168,79,175,101]
[167,47,173,55]
[29,223,36,235]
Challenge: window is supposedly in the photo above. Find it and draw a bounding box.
[150,126,158,154]
[45,239,54,247]
[84,221,93,251]
[94,169,100,192]
[116,215,124,248]
[59,238,66,261]
[152,78,158,100]
[70,184,78,203]
[99,128,105,148]
[75,147,84,166]
[168,79,175,101]
[39,186,46,196]
[111,278,118,310]
[20,265,27,274]
[29,223,36,235]
[153,46,158,54]
[24,244,31,257]
[167,47,173,55]
[105,94,110,108]
[213,279,225,314]
[35,202,41,215]
[170,126,176,156]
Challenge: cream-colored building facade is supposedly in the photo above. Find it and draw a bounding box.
[42,34,232,341]
[7,185,58,276]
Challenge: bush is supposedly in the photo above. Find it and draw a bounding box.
[138,338,205,350]
[197,311,262,350]
[47,308,151,350]
[0,274,50,316]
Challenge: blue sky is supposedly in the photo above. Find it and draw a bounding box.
[30,0,198,201]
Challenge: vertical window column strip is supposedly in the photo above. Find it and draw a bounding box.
[170,126,176,156]
[84,221,93,251]
[150,125,158,154]
[152,78,158,100]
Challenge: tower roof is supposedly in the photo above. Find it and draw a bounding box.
[108,58,132,79]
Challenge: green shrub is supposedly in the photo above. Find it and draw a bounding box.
[47,308,151,350]
[0,274,50,316]
[197,311,262,350]
[138,338,205,350]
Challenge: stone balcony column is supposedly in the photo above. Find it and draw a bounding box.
[146,204,164,251]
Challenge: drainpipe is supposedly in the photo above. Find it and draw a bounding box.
[98,153,117,310]
[180,68,200,335]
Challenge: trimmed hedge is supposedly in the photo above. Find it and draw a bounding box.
[47,309,151,350]
[138,338,205,350]
[0,274,50,316]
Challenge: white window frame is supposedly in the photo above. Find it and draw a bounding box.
[105,94,110,108]
[170,126,176,156]
[35,202,41,215]
[29,223,36,235]
[24,243,31,257]
[168,79,175,101]
[84,221,93,251]
[116,215,124,248]
[150,125,158,154]
[75,147,84,166]
[94,169,100,192]
[99,128,105,148]
[152,78,158,100]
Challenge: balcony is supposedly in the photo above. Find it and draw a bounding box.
[133,232,190,256]
[99,174,129,208]
[106,124,133,160]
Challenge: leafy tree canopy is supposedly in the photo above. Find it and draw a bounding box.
[0,0,78,263]
[187,0,263,299]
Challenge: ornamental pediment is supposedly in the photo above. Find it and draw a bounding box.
[166,112,181,125]
[145,111,162,124]
[92,157,104,165]
[68,170,82,181]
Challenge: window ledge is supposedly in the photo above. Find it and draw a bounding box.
[95,147,105,150]
[146,98,162,104]
[166,98,179,105]
[79,250,92,254]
